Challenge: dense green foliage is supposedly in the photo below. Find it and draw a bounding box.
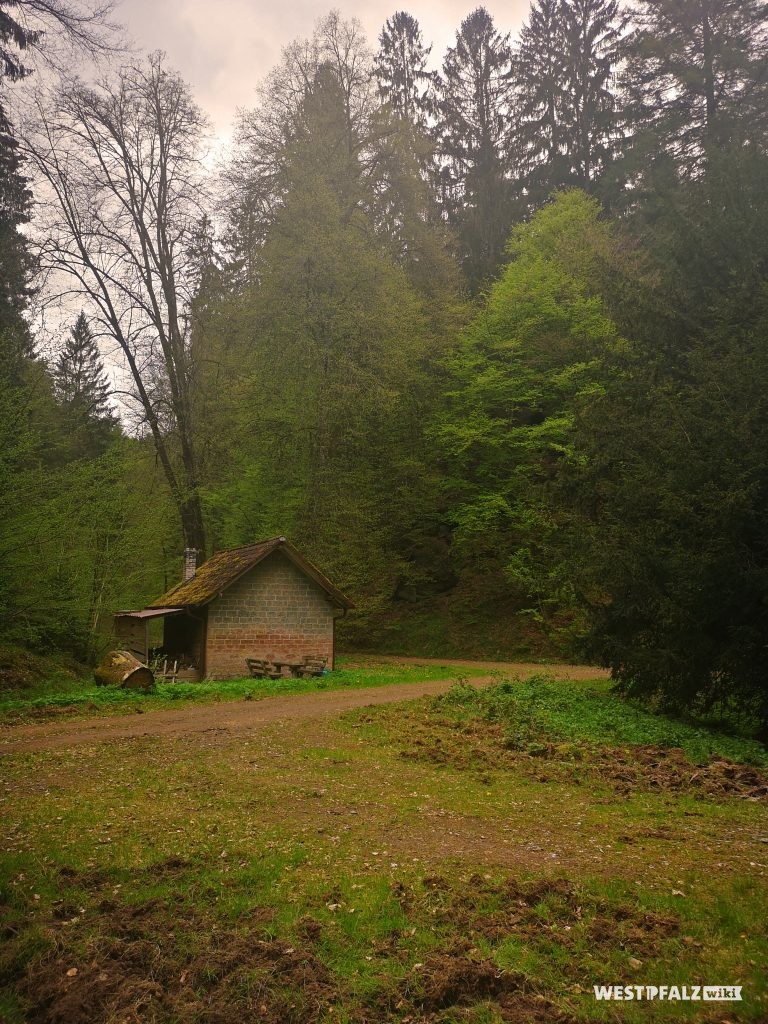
[437,678,768,767]
[433,191,622,641]
[1,0,767,730]
[568,150,768,732]
[436,8,516,285]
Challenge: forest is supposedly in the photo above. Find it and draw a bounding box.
[1,0,768,730]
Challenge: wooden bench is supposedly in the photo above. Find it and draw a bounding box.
[295,657,327,678]
[246,656,327,680]
[245,657,282,679]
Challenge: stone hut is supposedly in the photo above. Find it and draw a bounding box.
[113,537,353,680]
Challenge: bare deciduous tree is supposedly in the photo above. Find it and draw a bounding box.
[0,0,121,80]
[24,52,209,552]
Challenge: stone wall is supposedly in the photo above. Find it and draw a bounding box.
[204,551,335,679]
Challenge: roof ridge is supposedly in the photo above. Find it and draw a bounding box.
[208,537,284,556]
[145,536,353,610]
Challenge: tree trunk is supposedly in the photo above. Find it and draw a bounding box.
[94,650,156,690]
[180,493,206,554]
[701,9,718,144]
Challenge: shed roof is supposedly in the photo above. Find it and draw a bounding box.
[148,537,354,610]
[114,607,184,620]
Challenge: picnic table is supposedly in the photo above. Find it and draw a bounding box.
[245,655,327,680]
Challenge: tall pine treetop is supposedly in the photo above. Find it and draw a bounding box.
[512,0,625,210]
[436,7,515,287]
[0,102,34,372]
[622,0,768,172]
[53,312,116,444]
[375,11,434,127]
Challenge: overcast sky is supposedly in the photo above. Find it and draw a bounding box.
[118,0,530,143]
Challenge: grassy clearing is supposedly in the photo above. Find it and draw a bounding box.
[0,658,487,723]
[433,675,768,767]
[1,674,766,1022]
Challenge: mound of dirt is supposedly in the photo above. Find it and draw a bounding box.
[21,898,335,1024]
[590,745,768,800]
[393,709,768,801]
[381,950,574,1023]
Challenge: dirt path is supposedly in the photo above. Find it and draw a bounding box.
[0,659,606,755]
[352,655,608,679]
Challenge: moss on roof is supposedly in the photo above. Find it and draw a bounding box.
[148,537,353,610]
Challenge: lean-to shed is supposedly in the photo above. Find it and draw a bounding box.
[114,537,353,680]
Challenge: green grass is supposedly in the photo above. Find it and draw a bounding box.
[0,658,487,722]
[1,674,766,1021]
[435,674,768,766]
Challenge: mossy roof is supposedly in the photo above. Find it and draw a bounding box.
[148,537,354,610]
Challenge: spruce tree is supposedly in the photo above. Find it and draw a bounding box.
[436,7,515,287]
[375,11,434,128]
[512,0,568,205]
[512,0,624,210]
[560,0,624,187]
[622,0,768,175]
[372,15,458,305]
[53,312,116,453]
[0,3,39,81]
[0,101,34,371]
[0,99,35,514]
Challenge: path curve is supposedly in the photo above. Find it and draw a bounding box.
[352,655,607,678]
[0,658,607,755]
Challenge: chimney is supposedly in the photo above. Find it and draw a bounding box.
[183,548,198,582]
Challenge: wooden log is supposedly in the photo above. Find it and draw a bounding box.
[94,650,156,691]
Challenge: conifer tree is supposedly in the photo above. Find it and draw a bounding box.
[512,0,624,209]
[560,0,624,187]
[436,7,515,287]
[512,0,567,204]
[374,11,434,127]
[53,312,116,452]
[372,15,458,304]
[0,102,34,369]
[0,2,39,81]
[622,0,768,174]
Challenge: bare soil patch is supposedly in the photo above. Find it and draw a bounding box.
[0,675,498,754]
[0,659,607,755]
[389,710,768,801]
[395,873,680,960]
[351,655,608,680]
[22,899,335,1024]
[17,871,615,1024]
[383,953,573,1023]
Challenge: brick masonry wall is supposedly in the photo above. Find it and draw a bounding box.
[204,552,335,679]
